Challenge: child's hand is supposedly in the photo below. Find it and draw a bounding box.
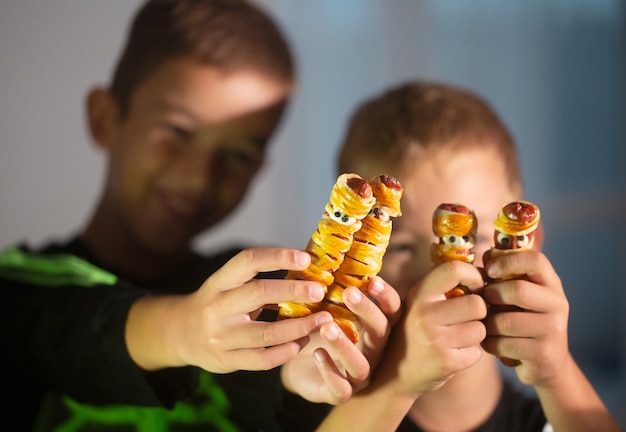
[377,261,487,397]
[481,250,570,387]
[281,276,402,404]
[126,247,334,373]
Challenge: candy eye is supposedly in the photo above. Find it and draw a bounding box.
[516,235,530,248]
[443,235,468,247]
[496,232,514,249]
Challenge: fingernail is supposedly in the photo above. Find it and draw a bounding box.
[316,312,332,326]
[296,251,310,267]
[313,349,325,364]
[310,284,325,301]
[487,262,501,278]
[348,289,363,304]
[370,277,384,294]
[323,323,340,340]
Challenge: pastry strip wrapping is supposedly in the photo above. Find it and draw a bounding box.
[277,173,375,318]
[430,203,477,298]
[323,174,403,343]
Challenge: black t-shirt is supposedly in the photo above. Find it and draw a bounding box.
[396,379,548,432]
[1,237,330,431]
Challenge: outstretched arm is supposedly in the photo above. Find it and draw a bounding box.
[482,250,620,432]
[126,247,333,373]
[317,260,488,431]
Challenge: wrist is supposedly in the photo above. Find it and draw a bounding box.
[126,294,187,370]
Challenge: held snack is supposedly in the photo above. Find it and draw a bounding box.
[323,174,403,343]
[486,200,541,367]
[430,203,478,298]
[278,173,376,318]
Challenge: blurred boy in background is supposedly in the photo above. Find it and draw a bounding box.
[316,80,619,431]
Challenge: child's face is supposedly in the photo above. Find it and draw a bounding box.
[380,145,518,299]
[98,58,291,253]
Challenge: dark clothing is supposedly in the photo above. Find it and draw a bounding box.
[396,379,548,432]
[1,237,548,431]
[1,237,327,431]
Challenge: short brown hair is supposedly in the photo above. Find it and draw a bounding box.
[337,81,522,193]
[110,0,295,116]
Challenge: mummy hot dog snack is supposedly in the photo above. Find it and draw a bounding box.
[489,200,540,268]
[430,203,478,298]
[486,200,541,367]
[323,174,403,343]
[278,173,376,318]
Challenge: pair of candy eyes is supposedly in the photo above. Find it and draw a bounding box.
[330,206,385,226]
[441,233,530,249]
[331,210,357,225]
[441,235,474,247]
[496,232,531,248]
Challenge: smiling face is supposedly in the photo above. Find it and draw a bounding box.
[91,58,292,255]
[374,144,520,299]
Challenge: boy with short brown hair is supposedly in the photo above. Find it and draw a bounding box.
[316,81,619,431]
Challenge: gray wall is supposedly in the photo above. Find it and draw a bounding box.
[1,0,624,425]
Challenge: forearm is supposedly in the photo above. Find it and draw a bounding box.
[125,293,190,371]
[316,374,418,431]
[535,356,620,432]
[4,281,186,405]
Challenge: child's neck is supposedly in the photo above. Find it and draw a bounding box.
[408,356,502,431]
[80,203,193,285]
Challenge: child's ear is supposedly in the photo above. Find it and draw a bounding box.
[86,88,119,151]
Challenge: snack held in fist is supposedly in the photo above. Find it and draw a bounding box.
[278,173,376,318]
[431,203,478,298]
[489,200,540,269]
[323,174,403,343]
[487,200,541,367]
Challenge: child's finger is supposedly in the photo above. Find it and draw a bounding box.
[318,321,370,384]
[484,310,553,338]
[207,247,311,291]
[220,341,311,372]
[341,286,389,342]
[483,278,565,314]
[365,276,403,326]
[429,290,488,326]
[312,348,354,404]
[481,335,534,364]
[485,250,561,291]
[221,311,332,351]
[423,261,485,300]
[218,277,326,315]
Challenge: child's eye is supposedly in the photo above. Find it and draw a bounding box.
[219,149,262,170]
[163,124,192,142]
[386,242,415,256]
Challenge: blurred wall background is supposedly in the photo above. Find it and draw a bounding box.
[1,0,624,425]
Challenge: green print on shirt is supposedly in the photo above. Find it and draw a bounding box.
[0,246,117,287]
[50,372,238,432]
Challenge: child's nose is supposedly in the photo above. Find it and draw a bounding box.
[178,147,216,193]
